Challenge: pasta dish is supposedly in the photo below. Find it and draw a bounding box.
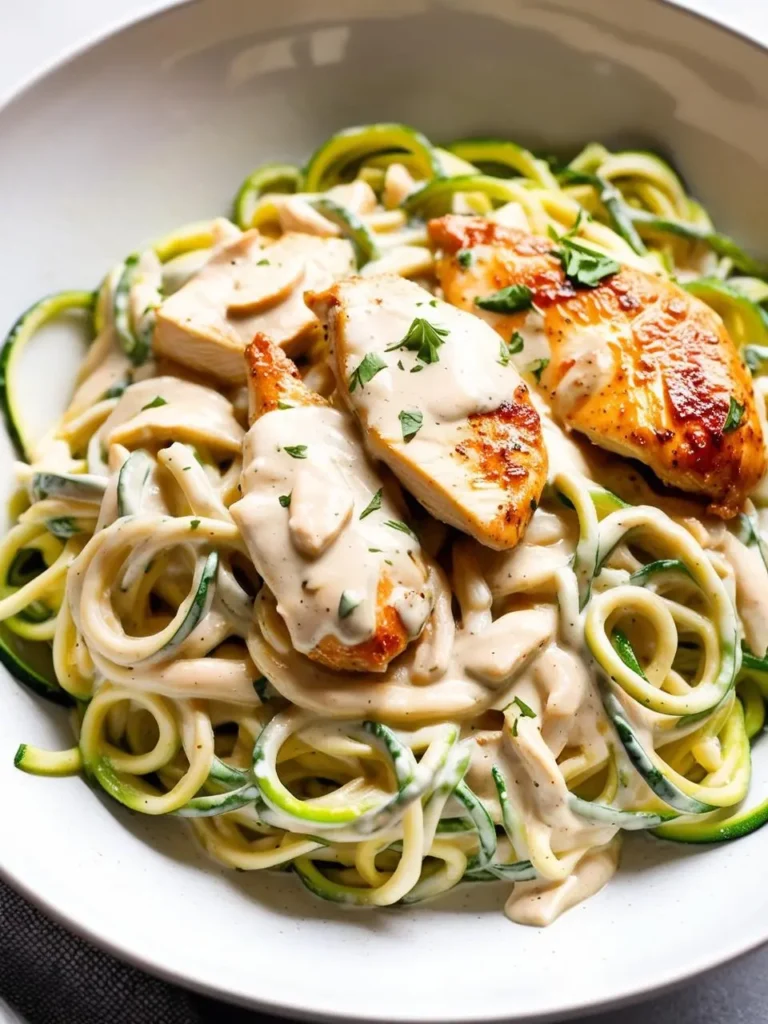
[5,124,768,926]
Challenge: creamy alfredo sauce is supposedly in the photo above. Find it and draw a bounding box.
[321,275,535,540]
[231,404,433,655]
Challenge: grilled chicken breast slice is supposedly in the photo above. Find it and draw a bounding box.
[429,215,765,518]
[154,230,354,385]
[230,334,434,673]
[307,275,547,551]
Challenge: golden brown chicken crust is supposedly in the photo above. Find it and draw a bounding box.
[428,215,766,518]
[458,385,546,543]
[242,333,412,671]
[312,576,413,673]
[244,333,325,421]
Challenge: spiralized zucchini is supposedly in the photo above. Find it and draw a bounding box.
[4,122,768,924]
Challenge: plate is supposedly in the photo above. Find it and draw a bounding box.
[2,1,768,1019]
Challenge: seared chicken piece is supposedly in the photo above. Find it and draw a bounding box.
[154,230,354,385]
[307,275,547,551]
[429,215,766,518]
[230,335,434,673]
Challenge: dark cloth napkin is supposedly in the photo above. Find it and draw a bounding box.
[0,878,276,1024]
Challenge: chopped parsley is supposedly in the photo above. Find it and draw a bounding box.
[368,547,382,553]
[457,248,474,269]
[410,364,424,373]
[141,395,168,410]
[348,352,387,392]
[475,284,533,313]
[338,590,362,619]
[359,489,382,520]
[513,696,536,718]
[103,377,131,400]
[509,331,525,354]
[555,237,619,288]
[190,519,201,530]
[547,208,585,243]
[529,358,549,384]
[277,400,293,410]
[278,493,292,508]
[397,359,404,371]
[385,519,416,538]
[256,258,271,266]
[252,676,275,702]
[386,317,449,365]
[283,445,308,459]
[399,408,423,443]
[723,396,745,433]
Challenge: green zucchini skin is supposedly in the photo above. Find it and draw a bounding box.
[14,743,82,777]
[0,622,71,707]
[602,691,716,815]
[116,450,153,517]
[30,471,107,504]
[445,139,556,187]
[454,781,497,874]
[233,163,302,229]
[155,550,219,660]
[303,123,443,193]
[308,197,380,268]
[113,254,157,366]
[0,290,95,459]
[653,798,768,844]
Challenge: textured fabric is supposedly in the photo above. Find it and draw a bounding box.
[0,879,205,1024]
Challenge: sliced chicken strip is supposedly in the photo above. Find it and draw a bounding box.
[307,275,547,551]
[154,230,354,385]
[429,215,765,518]
[230,335,435,673]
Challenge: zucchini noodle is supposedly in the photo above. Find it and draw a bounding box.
[5,123,768,928]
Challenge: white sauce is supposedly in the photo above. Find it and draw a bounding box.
[506,842,620,926]
[552,325,617,417]
[231,404,432,655]
[321,275,533,543]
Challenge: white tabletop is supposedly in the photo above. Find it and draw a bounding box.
[2,2,768,1022]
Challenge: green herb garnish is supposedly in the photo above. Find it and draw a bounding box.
[509,331,525,354]
[277,400,293,410]
[457,249,474,269]
[359,489,382,520]
[529,358,549,384]
[338,591,362,618]
[141,396,168,410]
[190,519,200,530]
[555,237,619,288]
[386,317,449,365]
[348,352,387,392]
[399,408,423,443]
[723,396,745,433]
[475,284,533,313]
[284,445,308,459]
[513,696,536,718]
[279,493,292,508]
[385,519,416,538]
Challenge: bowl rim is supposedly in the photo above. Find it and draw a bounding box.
[2,0,768,1020]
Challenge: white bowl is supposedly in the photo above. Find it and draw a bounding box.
[2,1,768,1020]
